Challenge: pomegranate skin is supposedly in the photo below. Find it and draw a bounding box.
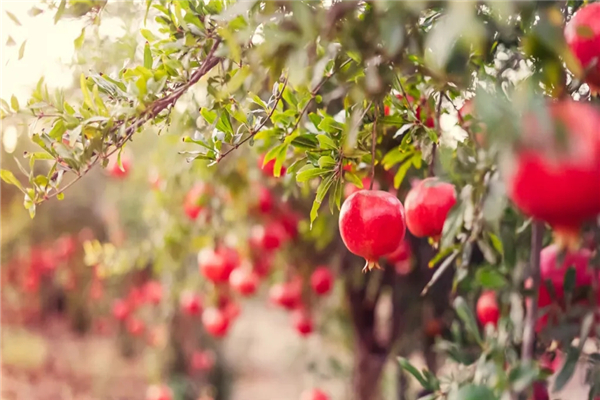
[565,3,600,92]
[506,101,600,235]
[476,291,500,327]
[404,178,457,239]
[385,239,411,263]
[532,245,594,332]
[339,190,406,272]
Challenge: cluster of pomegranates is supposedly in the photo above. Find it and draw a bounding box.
[339,177,455,272]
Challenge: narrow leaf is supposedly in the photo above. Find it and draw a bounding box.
[18,40,26,60]
[1,169,24,191]
[143,42,152,69]
[6,10,21,26]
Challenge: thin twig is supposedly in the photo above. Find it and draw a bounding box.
[288,58,353,135]
[217,76,289,161]
[38,39,222,204]
[396,75,422,125]
[369,106,378,190]
[521,221,545,363]
[428,92,443,176]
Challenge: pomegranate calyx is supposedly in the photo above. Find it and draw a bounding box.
[363,260,383,273]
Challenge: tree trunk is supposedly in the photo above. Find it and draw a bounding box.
[352,343,387,400]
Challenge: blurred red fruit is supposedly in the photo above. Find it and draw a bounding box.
[506,101,600,240]
[339,190,406,272]
[22,271,40,293]
[180,291,202,316]
[126,317,145,336]
[128,287,146,310]
[259,154,286,177]
[300,388,329,400]
[404,178,456,239]
[250,222,287,252]
[257,186,273,214]
[184,183,210,220]
[385,239,411,263]
[269,280,302,310]
[202,307,230,338]
[476,291,500,327]
[191,350,216,371]
[531,381,550,400]
[292,309,313,337]
[112,299,130,321]
[144,280,163,305]
[280,210,301,240]
[54,235,77,261]
[107,153,131,179]
[310,266,333,296]
[564,3,600,92]
[229,267,260,296]
[198,247,238,283]
[146,384,173,400]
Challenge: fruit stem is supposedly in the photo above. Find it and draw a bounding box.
[369,108,378,190]
[521,221,545,366]
[552,225,581,251]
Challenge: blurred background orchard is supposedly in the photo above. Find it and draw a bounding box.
[2,1,600,400]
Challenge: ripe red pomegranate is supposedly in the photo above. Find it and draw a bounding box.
[112,299,130,321]
[259,154,286,177]
[280,209,301,240]
[144,281,162,305]
[300,388,329,400]
[565,3,600,92]
[180,291,202,316]
[107,153,131,179]
[310,266,333,296]
[292,309,313,337]
[190,350,216,371]
[183,183,210,220]
[343,177,380,199]
[531,381,550,400]
[532,245,594,331]
[146,384,172,400]
[269,280,302,310]
[506,101,600,241]
[252,256,272,277]
[202,307,229,337]
[385,239,411,263]
[126,317,145,336]
[198,247,239,283]
[339,190,406,271]
[229,267,260,296]
[476,291,500,327]
[250,222,287,252]
[404,178,456,239]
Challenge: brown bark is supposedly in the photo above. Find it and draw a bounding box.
[353,343,387,400]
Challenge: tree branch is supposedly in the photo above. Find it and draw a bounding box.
[370,107,378,190]
[38,39,222,204]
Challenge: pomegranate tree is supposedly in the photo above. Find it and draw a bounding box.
[339,190,406,272]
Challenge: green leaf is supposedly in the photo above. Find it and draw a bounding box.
[18,40,26,60]
[273,145,288,177]
[440,201,465,250]
[48,119,66,140]
[397,358,429,389]
[74,28,85,49]
[453,297,483,345]
[475,266,508,289]
[316,134,337,150]
[310,174,335,228]
[488,232,504,255]
[263,143,285,165]
[508,365,537,393]
[422,250,459,295]
[140,28,157,42]
[344,171,363,189]
[57,192,65,200]
[563,267,576,297]
[282,86,298,108]
[54,0,66,24]
[393,158,413,189]
[318,156,336,169]
[296,165,327,182]
[291,134,318,149]
[453,385,495,400]
[1,169,24,192]
[80,73,93,110]
[553,346,579,392]
[249,93,267,109]
[0,98,10,112]
[201,108,217,125]
[143,42,153,69]
[216,110,234,136]
[6,10,21,25]
[382,147,413,170]
[10,95,19,112]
